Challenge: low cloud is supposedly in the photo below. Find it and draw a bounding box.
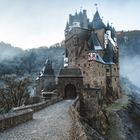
[120,55,140,88]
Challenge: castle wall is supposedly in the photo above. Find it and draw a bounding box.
[106,64,120,99]
[42,75,56,91]
[36,79,41,96]
[65,25,120,102]
[110,64,120,98]
[36,75,56,96]
[65,27,90,68]
[65,28,108,98]
[58,77,83,98]
[76,61,106,98]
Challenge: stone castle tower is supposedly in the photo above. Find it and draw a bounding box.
[61,8,120,101]
[36,59,56,96]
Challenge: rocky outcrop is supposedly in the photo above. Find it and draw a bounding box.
[69,96,104,140]
[70,78,140,140]
[104,78,140,140]
[117,93,140,140]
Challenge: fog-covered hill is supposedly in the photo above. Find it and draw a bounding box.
[117,30,140,88]
[0,42,64,76]
[0,41,23,62]
[117,30,140,57]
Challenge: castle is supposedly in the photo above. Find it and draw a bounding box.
[36,7,120,103]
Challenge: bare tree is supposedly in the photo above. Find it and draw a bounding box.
[0,76,30,113]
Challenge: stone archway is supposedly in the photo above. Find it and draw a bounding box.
[64,84,77,99]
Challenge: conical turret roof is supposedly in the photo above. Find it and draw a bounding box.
[92,10,105,29]
[40,59,55,76]
[65,21,69,30]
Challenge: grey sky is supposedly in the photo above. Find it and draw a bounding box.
[0,0,139,49]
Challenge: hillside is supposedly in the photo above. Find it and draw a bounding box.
[0,42,23,62]
[117,30,140,87]
[0,42,64,76]
[117,30,140,57]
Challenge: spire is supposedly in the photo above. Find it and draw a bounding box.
[73,10,79,22]
[106,21,111,30]
[94,3,98,11]
[43,59,55,75]
[111,27,116,39]
[92,9,105,29]
[75,9,78,17]
[80,6,83,12]
[65,21,69,30]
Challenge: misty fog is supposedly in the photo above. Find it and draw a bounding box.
[120,55,140,88]
[0,42,22,62]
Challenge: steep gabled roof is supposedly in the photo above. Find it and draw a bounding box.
[65,21,69,30]
[92,10,106,29]
[88,31,102,51]
[40,59,55,76]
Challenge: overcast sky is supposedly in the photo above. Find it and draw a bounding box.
[0,0,139,49]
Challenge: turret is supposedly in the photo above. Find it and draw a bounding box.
[82,10,88,29]
[92,10,105,29]
[65,21,69,35]
[42,59,54,76]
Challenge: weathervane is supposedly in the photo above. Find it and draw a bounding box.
[80,6,83,12]
[94,3,98,11]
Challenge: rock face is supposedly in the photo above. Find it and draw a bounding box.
[118,93,140,140]
[105,93,140,140]
[76,78,140,140]
[104,79,140,140]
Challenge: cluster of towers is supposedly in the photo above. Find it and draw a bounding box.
[64,8,120,101]
[36,7,120,103]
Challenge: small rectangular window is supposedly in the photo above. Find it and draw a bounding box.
[106,69,109,72]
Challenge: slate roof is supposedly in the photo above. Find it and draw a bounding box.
[96,53,105,63]
[95,53,114,65]
[88,31,102,51]
[40,59,55,76]
[92,10,106,29]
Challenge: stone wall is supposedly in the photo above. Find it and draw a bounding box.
[0,109,33,132]
[13,97,63,112]
[58,77,83,98]
[69,96,88,140]
[36,75,56,95]
[80,88,100,119]
[69,96,105,140]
